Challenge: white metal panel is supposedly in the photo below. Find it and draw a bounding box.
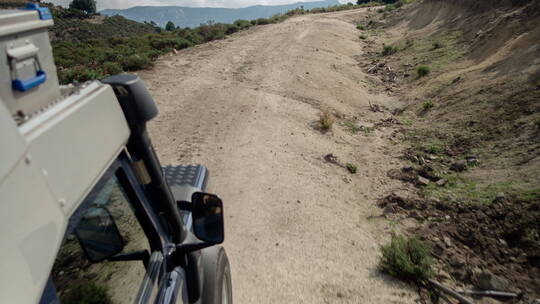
[20,83,130,216]
[0,155,65,304]
[0,99,26,184]
[0,10,53,37]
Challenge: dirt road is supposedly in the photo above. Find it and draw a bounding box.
[140,8,415,303]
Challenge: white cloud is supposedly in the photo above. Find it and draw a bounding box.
[48,0,348,10]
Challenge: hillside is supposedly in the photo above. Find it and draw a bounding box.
[7,1,373,84]
[355,0,540,299]
[100,0,340,28]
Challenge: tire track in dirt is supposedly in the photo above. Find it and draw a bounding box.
[140,8,416,303]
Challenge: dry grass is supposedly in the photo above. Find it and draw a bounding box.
[319,111,335,131]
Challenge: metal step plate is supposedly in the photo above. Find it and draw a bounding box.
[162,165,208,202]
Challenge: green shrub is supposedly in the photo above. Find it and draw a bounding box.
[255,18,271,25]
[196,23,227,42]
[346,163,358,174]
[225,24,240,35]
[357,24,366,30]
[234,19,252,30]
[426,142,442,154]
[103,62,123,75]
[382,44,398,56]
[379,234,434,283]
[432,41,443,49]
[416,65,431,78]
[120,54,153,70]
[384,4,397,11]
[423,100,434,110]
[59,66,105,83]
[61,280,111,304]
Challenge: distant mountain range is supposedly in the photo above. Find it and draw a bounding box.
[100,0,341,28]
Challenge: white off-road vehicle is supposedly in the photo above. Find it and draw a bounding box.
[0,4,232,304]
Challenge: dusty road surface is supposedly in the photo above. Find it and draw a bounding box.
[140,8,415,303]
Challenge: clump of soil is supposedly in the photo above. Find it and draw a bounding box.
[379,193,540,298]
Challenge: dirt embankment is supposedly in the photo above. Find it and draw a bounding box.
[359,0,539,301]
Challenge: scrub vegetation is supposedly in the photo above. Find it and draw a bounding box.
[6,1,385,84]
[379,234,433,283]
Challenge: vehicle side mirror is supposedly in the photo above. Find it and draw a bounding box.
[191,192,224,244]
[75,207,124,262]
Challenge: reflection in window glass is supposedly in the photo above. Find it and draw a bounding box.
[51,174,149,304]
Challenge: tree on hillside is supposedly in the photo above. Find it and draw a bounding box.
[357,0,398,3]
[69,0,96,15]
[165,21,176,31]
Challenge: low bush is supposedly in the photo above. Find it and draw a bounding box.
[255,18,271,25]
[359,34,368,40]
[102,62,123,75]
[234,19,252,30]
[382,44,398,56]
[416,65,431,78]
[61,280,111,304]
[426,142,443,154]
[120,54,153,70]
[423,100,434,110]
[357,24,366,30]
[379,234,434,283]
[432,41,443,49]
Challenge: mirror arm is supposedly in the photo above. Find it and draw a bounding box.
[108,250,151,268]
[175,241,213,254]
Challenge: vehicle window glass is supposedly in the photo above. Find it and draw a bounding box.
[50,172,150,304]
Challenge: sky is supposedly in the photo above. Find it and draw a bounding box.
[49,0,348,10]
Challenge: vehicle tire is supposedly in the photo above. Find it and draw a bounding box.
[200,246,232,304]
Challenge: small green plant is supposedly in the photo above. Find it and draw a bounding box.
[384,4,397,11]
[423,100,434,111]
[379,234,434,283]
[359,34,368,40]
[344,121,361,133]
[427,143,442,154]
[432,41,443,49]
[346,163,358,174]
[416,65,431,78]
[357,24,366,30]
[61,280,111,304]
[401,118,413,126]
[361,126,375,135]
[382,44,398,56]
[319,111,335,131]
